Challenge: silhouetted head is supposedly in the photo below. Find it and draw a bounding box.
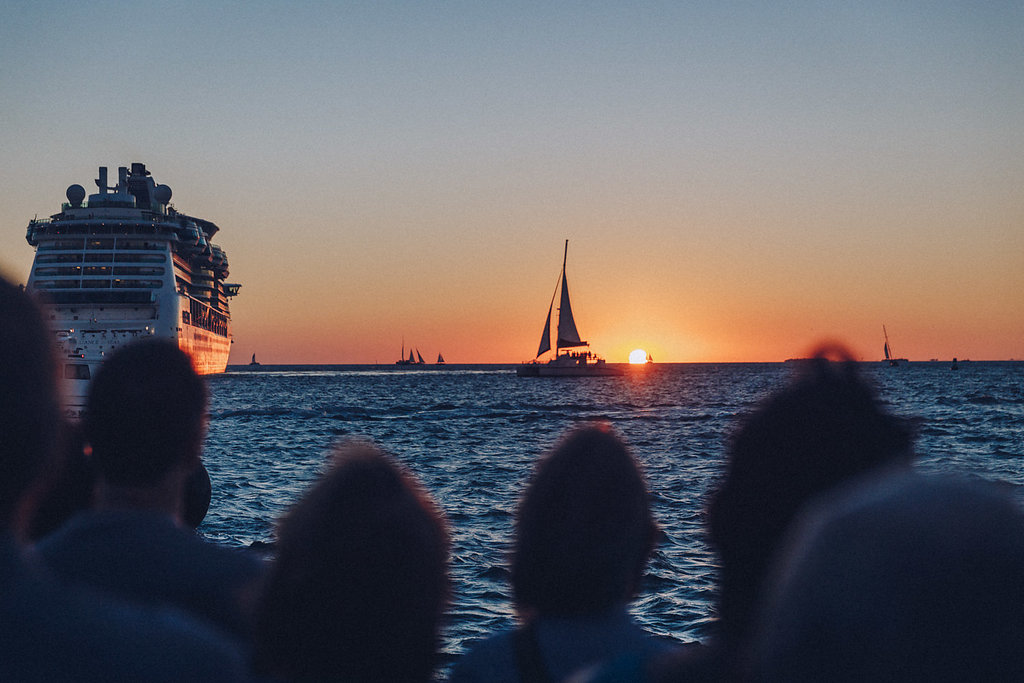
[0,276,61,530]
[85,339,207,487]
[253,441,450,682]
[512,423,658,617]
[752,472,1024,681]
[706,355,913,649]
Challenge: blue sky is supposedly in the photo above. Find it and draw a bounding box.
[3,1,1022,361]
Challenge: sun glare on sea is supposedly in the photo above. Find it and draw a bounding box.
[629,349,648,364]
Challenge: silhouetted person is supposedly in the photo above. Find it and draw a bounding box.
[25,422,95,540]
[0,275,246,680]
[657,353,914,681]
[751,471,1024,681]
[29,437,211,539]
[452,423,673,682]
[37,338,265,641]
[252,440,450,682]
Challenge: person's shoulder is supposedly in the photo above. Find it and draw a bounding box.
[648,641,727,683]
[623,617,681,655]
[34,509,173,564]
[31,510,106,567]
[84,597,250,681]
[188,532,267,578]
[574,641,720,683]
[0,547,247,681]
[449,629,517,683]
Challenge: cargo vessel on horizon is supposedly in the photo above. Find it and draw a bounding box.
[24,162,239,417]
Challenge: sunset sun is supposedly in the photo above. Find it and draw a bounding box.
[629,349,648,364]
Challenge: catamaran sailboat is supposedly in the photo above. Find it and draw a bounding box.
[882,325,908,366]
[516,240,621,377]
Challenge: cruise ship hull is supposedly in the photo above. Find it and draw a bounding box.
[56,321,231,420]
[179,323,233,375]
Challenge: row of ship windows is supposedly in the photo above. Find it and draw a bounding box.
[184,299,229,337]
[38,238,165,251]
[34,279,163,289]
[35,266,165,277]
[35,252,167,264]
[36,224,174,236]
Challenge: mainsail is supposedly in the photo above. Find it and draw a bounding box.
[883,325,893,361]
[556,263,585,349]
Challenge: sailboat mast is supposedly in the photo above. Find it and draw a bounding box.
[556,239,571,355]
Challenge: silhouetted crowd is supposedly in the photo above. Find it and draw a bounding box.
[2,274,1022,682]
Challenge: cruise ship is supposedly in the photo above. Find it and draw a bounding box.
[25,162,239,417]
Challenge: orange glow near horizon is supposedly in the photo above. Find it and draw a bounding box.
[1,6,1023,366]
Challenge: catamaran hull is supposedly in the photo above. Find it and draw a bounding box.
[516,365,622,377]
[516,359,623,377]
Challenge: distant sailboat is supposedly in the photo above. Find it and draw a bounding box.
[396,340,416,365]
[437,353,446,364]
[248,353,260,367]
[882,325,908,366]
[646,353,654,364]
[396,341,427,365]
[517,240,621,377]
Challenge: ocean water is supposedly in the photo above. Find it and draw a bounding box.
[200,361,1023,667]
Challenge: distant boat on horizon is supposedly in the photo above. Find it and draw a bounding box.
[437,352,445,364]
[248,353,260,367]
[883,325,908,366]
[517,240,621,377]
[396,341,426,365]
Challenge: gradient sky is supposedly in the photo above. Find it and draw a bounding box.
[2,1,1022,363]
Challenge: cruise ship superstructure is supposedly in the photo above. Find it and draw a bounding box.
[25,163,239,417]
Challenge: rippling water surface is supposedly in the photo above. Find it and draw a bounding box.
[199,361,1023,666]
